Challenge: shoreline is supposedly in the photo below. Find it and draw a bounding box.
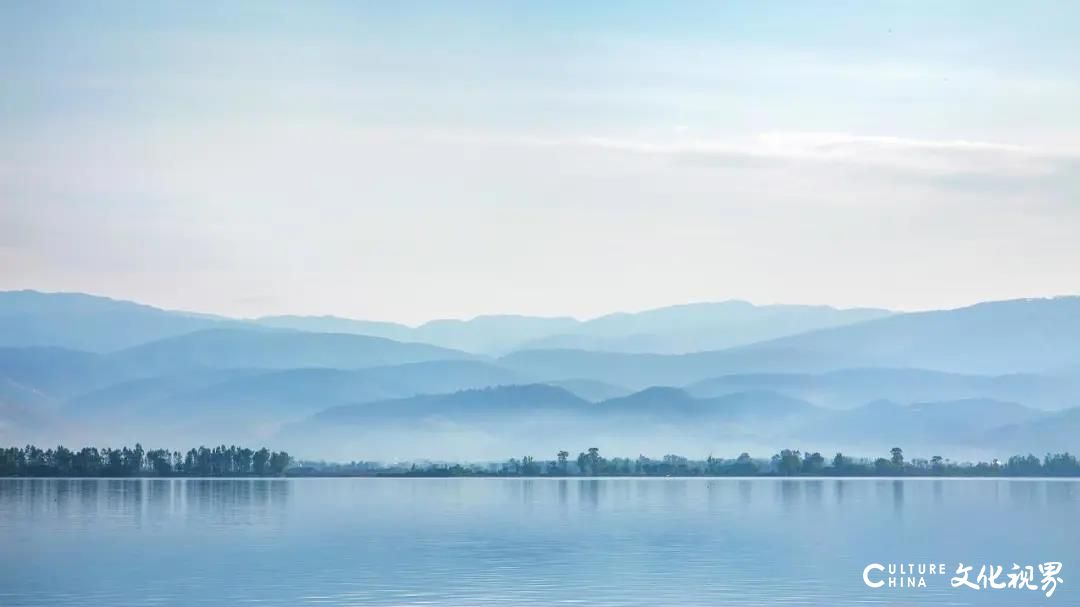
[4,473,1080,480]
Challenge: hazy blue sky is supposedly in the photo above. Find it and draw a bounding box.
[3,1,1078,323]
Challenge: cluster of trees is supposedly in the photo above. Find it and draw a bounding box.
[0,444,292,477]
[787,448,1080,477]
[296,447,1080,478]
[7,444,1080,478]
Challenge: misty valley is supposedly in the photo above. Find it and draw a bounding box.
[3,291,1080,465]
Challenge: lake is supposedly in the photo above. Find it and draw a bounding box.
[1,477,1076,606]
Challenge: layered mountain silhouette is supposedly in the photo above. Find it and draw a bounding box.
[517,301,890,354]
[4,291,889,356]
[502,297,1080,385]
[111,328,475,372]
[256,314,579,354]
[2,290,1079,458]
[68,360,524,422]
[687,368,1080,411]
[257,302,890,354]
[734,297,1080,375]
[0,290,234,352]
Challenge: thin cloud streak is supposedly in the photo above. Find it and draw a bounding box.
[500,131,1080,182]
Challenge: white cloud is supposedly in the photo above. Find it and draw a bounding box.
[490,131,1080,191]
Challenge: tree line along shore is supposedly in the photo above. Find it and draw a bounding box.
[4,444,1080,478]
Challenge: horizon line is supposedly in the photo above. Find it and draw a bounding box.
[4,287,1080,328]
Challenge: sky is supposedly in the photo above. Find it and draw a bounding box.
[2,1,1079,323]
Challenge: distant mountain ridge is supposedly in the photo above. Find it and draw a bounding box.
[736,297,1080,374]
[4,290,1080,458]
[255,314,581,354]
[0,291,891,355]
[258,301,891,355]
[111,328,476,372]
[503,297,1080,385]
[0,328,484,411]
[0,290,235,352]
[518,301,891,353]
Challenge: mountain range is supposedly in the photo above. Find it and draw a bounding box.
[2,290,890,355]
[2,289,1079,459]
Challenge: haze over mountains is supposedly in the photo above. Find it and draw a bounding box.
[2,290,890,355]
[261,302,891,355]
[2,290,1079,460]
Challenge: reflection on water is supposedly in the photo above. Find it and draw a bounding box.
[0,478,289,526]
[1,478,1077,606]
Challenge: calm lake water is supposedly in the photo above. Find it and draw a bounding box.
[0,477,1076,606]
